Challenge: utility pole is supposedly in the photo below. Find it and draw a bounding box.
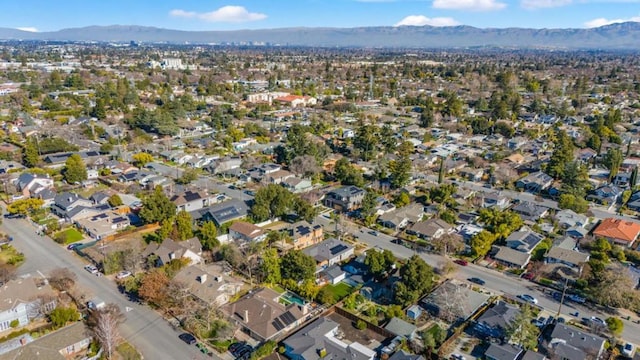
[556,277,570,319]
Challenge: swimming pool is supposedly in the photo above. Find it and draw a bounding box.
[279,291,306,306]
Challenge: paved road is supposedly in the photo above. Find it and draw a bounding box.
[349,225,640,344]
[1,216,212,360]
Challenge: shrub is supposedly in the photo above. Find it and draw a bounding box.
[355,320,367,330]
[9,320,19,328]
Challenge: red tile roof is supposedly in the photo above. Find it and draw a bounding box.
[593,218,640,243]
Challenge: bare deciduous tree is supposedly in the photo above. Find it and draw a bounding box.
[0,263,16,285]
[289,155,321,177]
[90,304,124,360]
[48,267,77,291]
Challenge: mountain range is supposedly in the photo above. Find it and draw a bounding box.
[1,23,639,49]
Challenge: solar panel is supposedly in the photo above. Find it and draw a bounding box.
[329,244,348,255]
[280,311,297,326]
[272,318,285,331]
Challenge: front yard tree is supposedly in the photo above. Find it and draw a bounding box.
[606,317,624,336]
[62,153,87,184]
[388,155,412,189]
[132,152,153,167]
[251,184,295,221]
[22,138,39,167]
[175,210,193,241]
[197,221,219,250]
[470,230,497,258]
[107,194,123,207]
[138,269,170,306]
[395,255,433,306]
[506,305,540,350]
[603,147,623,181]
[92,307,124,359]
[261,248,281,284]
[281,250,316,282]
[140,186,176,224]
[364,248,396,280]
[7,198,44,216]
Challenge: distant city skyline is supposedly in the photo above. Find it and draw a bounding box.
[3,0,640,33]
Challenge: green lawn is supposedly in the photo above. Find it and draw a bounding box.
[55,228,84,244]
[116,342,142,360]
[0,245,25,266]
[324,282,354,301]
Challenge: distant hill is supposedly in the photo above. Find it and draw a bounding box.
[0,23,639,49]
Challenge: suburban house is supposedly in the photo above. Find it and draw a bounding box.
[228,221,266,243]
[318,265,346,285]
[50,192,94,220]
[484,343,523,360]
[385,317,417,340]
[323,186,366,212]
[473,301,520,339]
[283,317,376,360]
[0,278,56,331]
[15,173,54,199]
[592,218,640,248]
[481,192,510,209]
[547,323,605,360]
[170,190,217,213]
[290,221,324,250]
[420,280,490,323]
[378,203,425,231]
[586,184,622,205]
[74,209,131,240]
[142,237,203,266]
[302,238,355,269]
[224,287,308,342]
[0,322,92,360]
[545,247,590,274]
[407,218,454,240]
[491,246,532,269]
[555,210,589,229]
[195,200,249,226]
[511,202,549,222]
[173,264,243,307]
[515,171,554,193]
[205,157,242,175]
[505,228,545,254]
[282,177,313,193]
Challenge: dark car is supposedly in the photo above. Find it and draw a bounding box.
[234,346,252,359]
[522,272,535,280]
[67,243,82,250]
[454,259,469,266]
[179,333,197,345]
[229,342,246,353]
[468,277,486,286]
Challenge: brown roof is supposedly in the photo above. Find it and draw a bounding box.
[593,218,640,243]
[0,322,90,360]
[0,277,55,312]
[229,221,264,239]
[546,247,590,265]
[223,288,304,340]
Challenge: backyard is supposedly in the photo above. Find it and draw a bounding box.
[324,282,355,302]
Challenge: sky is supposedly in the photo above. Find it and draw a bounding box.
[3,0,640,33]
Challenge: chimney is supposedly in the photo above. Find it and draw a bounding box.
[20,337,27,346]
[244,310,250,323]
[198,274,207,284]
[169,252,176,260]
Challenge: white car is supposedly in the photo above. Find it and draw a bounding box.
[518,294,538,305]
[623,343,635,357]
[84,265,99,274]
[116,271,132,280]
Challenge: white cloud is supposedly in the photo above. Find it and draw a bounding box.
[432,0,506,11]
[169,5,267,23]
[16,27,38,32]
[521,0,572,9]
[584,16,640,27]
[395,15,460,26]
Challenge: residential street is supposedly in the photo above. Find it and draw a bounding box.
[1,215,213,360]
[349,224,640,344]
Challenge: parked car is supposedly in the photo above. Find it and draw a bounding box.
[67,243,82,250]
[468,277,485,286]
[368,230,378,236]
[567,294,586,304]
[532,317,546,327]
[84,265,99,274]
[116,271,132,280]
[454,259,469,266]
[451,354,466,360]
[623,343,635,357]
[517,294,538,304]
[229,342,246,353]
[522,272,535,280]
[178,333,197,345]
[591,316,606,326]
